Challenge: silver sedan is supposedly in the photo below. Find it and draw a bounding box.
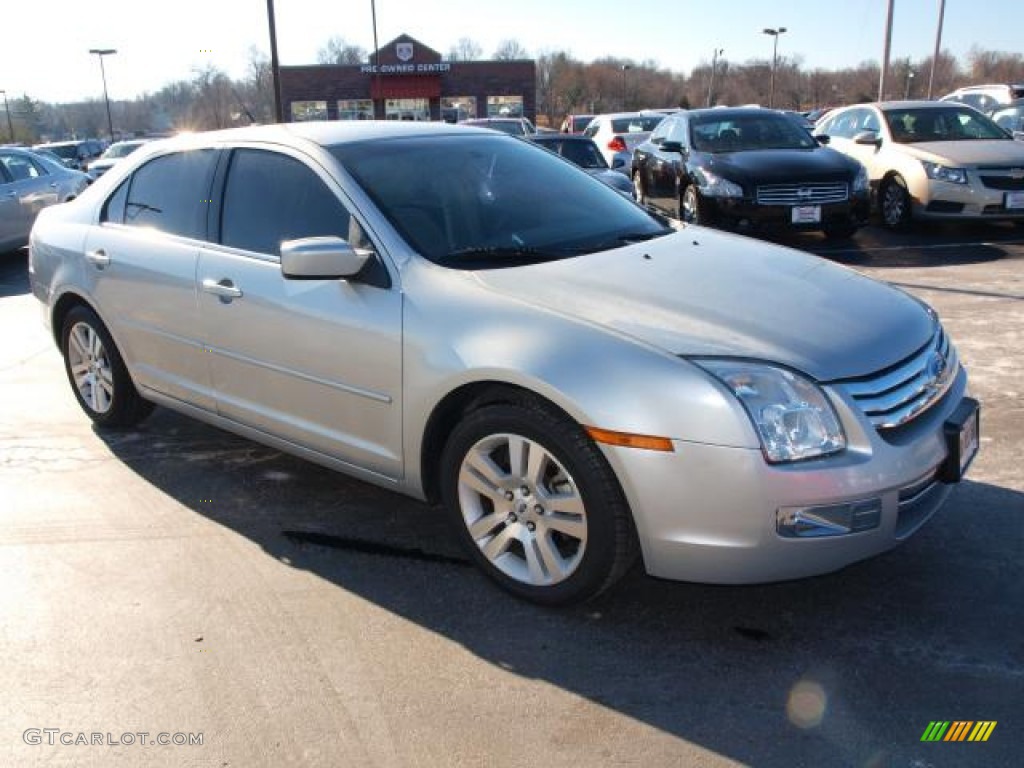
[1,147,88,252]
[28,123,978,604]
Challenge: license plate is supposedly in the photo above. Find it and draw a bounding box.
[791,205,821,223]
[1005,191,1024,209]
[939,398,980,482]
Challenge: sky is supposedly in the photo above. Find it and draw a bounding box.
[2,0,1023,104]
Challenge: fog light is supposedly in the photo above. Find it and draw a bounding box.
[777,499,881,538]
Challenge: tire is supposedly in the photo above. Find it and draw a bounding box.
[680,184,708,225]
[632,170,646,204]
[823,221,858,240]
[880,176,912,231]
[60,305,154,428]
[440,399,638,605]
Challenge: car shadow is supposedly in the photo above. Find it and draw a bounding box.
[94,408,1024,767]
[765,220,1021,268]
[0,248,30,297]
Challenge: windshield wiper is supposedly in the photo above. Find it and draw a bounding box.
[441,245,570,267]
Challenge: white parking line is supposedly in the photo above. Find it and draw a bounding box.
[815,239,1024,255]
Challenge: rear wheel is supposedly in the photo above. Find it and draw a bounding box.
[880,175,912,231]
[60,305,154,428]
[440,400,638,605]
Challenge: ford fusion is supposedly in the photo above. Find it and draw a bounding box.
[28,122,978,604]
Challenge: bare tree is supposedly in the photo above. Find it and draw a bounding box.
[447,37,483,62]
[317,36,367,65]
[493,39,529,61]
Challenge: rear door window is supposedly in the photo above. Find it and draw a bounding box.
[124,150,217,239]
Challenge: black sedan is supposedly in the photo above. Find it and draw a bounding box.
[631,108,869,238]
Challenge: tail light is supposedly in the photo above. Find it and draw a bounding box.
[607,136,627,152]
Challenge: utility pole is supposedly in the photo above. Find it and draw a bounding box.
[707,49,724,107]
[927,0,946,99]
[621,64,631,110]
[878,0,895,101]
[0,90,14,143]
[266,0,283,122]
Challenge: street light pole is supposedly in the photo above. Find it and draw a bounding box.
[905,70,916,100]
[706,48,724,107]
[621,64,631,110]
[88,49,117,141]
[762,28,787,109]
[265,0,283,122]
[0,90,13,143]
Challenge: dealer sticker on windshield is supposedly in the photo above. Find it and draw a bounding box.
[791,205,821,223]
[1005,191,1024,209]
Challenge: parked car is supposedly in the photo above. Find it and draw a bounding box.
[1,146,89,252]
[528,134,635,197]
[86,139,150,180]
[29,122,977,604]
[559,114,595,134]
[33,140,103,171]
[988,101,1024,141]
[582,112,667,173]
[816,101,1024,229]
[940,83,1024,113]
[631,107,869,238]
[459,117,536,136]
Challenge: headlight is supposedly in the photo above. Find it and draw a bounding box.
[695,168,743,198]
[694,360,846,463]
[852,164,869,193]
[921,160,967,185]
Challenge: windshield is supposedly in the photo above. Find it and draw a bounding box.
[102,142,143,159]
[884,107,1009,143]
[330,134,670,269]
[690,114,818,152]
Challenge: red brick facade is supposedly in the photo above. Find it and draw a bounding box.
[279,34,536,122]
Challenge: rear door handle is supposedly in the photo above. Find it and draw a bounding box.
[85,249,111,268]
[201,278,243,299]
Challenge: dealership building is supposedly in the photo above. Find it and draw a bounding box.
[280,34,536,123]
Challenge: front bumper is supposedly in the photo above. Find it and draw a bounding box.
[600,369,971,584]
[911,175,1024,221]
[706,193,870,231]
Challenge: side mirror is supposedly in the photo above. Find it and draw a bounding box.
[853,130,881,147]
[813,134,831,145]
[280,236,370,280]
[660,140,685,154]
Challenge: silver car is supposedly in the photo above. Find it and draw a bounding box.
[1,147,89,252]
[28,123,978,604]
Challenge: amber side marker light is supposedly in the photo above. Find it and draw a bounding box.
[585,426,674,452]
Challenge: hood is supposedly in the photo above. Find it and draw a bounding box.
[708,147,857,185]
[474,229,934,381]
[897,139,1024,167]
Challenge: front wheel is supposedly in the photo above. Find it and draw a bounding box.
[880,176,913,231]
[632,170,647,204]
[440,400,638,605]
[60,305,154,428]
[680,184,709,225]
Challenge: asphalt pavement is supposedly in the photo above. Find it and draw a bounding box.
[1,220,1021,768]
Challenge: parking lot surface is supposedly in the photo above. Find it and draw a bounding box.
[1,221,1021,767]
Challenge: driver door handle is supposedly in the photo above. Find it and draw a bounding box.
[202,278,243,299]
[85,249,111,268]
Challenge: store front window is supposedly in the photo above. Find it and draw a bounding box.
[337,99,374,120]
[441,96,477,123]
[385,98,430,121]
[291,101,328,121]
[487,96,523,117]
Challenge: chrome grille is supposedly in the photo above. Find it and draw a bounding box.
[835,327,958,430]
[755,182,848,206]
